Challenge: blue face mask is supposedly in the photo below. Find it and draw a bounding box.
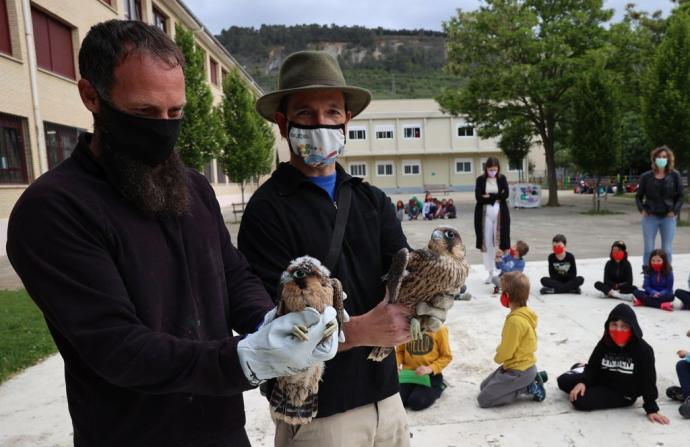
[655,157,668,169]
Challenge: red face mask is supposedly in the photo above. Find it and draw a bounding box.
[553,245,565,255]
[650,262,663,272]
[612,251,625,262]
[609,328,632,347]
[500,292,510,308]
[510,248,518,258]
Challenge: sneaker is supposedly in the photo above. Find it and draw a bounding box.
[526,373,546,402]
[666,386,685,402]
[609,290,622,299]
[660,302,673,312]
[540,287,556,295]
[618,293,635,303]
[537,370,548,384]
[492,286,500,294]
[484,274,492,284]
[680,397,690,419]
[570,362,586,371]
[633,298,642,307]
[454,292,472,301]
[570,287,582,295]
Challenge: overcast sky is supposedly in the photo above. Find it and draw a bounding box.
[187,0,675,34]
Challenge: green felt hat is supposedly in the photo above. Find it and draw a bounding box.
[255,51,372,123]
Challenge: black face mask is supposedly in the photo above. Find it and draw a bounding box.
[98,99,182,167]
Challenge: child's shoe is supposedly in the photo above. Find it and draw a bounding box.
[660,302,673,311]
[633,298,642,307]
[569,287,582,294]
[526,373,546,402]
[618,293,635,303]
[454,292,472,301]
[484,274,492,284]
[540,287,555,295]
[537,370,548,384]
[680,397,690,419]
[492,286,500,294]
[666,386,685,402]
[609,290,622,299]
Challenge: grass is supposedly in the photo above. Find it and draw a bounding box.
[679,219,690,227]
[579,209,625,215]
[0,289,56,383]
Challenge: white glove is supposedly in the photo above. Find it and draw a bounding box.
[237,306,339,386]
[416,293,455,332]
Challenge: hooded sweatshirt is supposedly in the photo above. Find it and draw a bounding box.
[602,256,633,289]
[494,306,537,371]
[581,303,659,413]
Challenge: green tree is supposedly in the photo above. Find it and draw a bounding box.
[642,11,690,175]
[569,63,622,211]
[219,69,274,204]
[498,117,532,182]
[437,0,612,206]
[175,23,227,170]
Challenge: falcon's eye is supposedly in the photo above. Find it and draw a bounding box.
[444,230,455,239]
[293,269,306,279]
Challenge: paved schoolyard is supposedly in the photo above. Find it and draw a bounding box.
[1,190,690,446]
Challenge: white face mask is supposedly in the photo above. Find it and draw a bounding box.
[288,122,346,168]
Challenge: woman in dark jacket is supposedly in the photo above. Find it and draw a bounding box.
[636,146,684,266]
[594,240,636,300]
[556,304,669,424]
[474,157,511,283]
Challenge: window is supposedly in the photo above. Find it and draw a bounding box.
[376,161,394,177]
[0,0,12,55]
[31,8,75,79]
[45,122,83,169]
[153,6,168,34]
[125,0,142,20]
[457,125,474,137]
[402,160,421,176]
[348,127,366,140]
[509,158,523,171]
[0,113,29,184]
[349,163,367,177]
[221,69,228,84]
[375,125,394,140]
[403,125,421,139]
[455,158,473,174]
[216,162,227,183]
[209,57,219,85]
[203,161,214,182]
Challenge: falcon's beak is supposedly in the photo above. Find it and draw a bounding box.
[431,230,443,240]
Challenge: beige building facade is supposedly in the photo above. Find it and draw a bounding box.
[0,0,276,253]
[340,98,545,193]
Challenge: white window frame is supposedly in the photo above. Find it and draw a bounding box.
[402,160,421,176]
[375,125,395,140]
[376,160,395,177]
[456,123,475,138]
[348,126,367,140]
[348,162,367,178]
[402,124,422,140]
[508,158,524,172]
[454,158,473,174]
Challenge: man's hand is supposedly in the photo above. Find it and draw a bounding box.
[641,210,648,217]
[340,301,413,350]
[678,349,688,358]
[667,212,675,218]
[647,412,670,424]
[415,365,433,376]
[569,383,586,402]
[416,293,455,332]
[236,306,339,386]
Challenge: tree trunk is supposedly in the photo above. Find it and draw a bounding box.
[542,137,560,206]
[686,164,690,223]
[240,182,245,206]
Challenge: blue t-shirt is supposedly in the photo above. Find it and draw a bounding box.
[307,172,337,201]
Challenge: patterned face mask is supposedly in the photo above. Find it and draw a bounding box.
[288,122,346,168]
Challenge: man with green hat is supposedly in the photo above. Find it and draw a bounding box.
[238,51,453,446]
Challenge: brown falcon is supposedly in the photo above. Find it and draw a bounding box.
[269,256,345,425]
[368,226,469,361]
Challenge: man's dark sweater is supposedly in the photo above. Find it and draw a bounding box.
[6,134,274,446]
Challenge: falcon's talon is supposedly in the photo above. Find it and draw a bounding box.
[323,320,337,338]
[293,325,309,341]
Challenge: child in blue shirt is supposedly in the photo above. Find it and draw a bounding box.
[491,240,529,294]
[632,249,674,311]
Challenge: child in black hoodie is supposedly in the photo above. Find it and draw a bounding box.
[556,304,670,424]
[594,240,636,301]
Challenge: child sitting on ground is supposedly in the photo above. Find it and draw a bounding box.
[632,249,675,311]
[665,328,690,419]
[556,303,669,424]
[673,272,690,310]
[396,325,452,411]
[594,240,636,301]
[477,272,547,408]
[445,199,457,219]
[540,234,585,295]
[491,240,529,294]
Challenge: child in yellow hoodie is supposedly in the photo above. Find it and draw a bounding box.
[477,271,547,408]
[396,325,452,410]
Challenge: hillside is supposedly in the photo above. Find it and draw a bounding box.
[215,24,461,99]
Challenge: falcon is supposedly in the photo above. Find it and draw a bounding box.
[369,226,469,361]
[269,256,345,425]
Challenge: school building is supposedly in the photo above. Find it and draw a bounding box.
[340,98,546,193]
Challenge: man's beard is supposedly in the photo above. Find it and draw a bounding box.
[95,120,190,218]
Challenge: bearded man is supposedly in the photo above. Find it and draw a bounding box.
[6,20,339,447]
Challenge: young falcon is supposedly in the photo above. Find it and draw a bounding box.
[369,226,469,361]
[269,256,345,425]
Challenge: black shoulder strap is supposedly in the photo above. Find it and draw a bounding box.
[324,182,352,271]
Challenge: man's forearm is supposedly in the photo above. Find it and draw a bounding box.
[338,315,365,351]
